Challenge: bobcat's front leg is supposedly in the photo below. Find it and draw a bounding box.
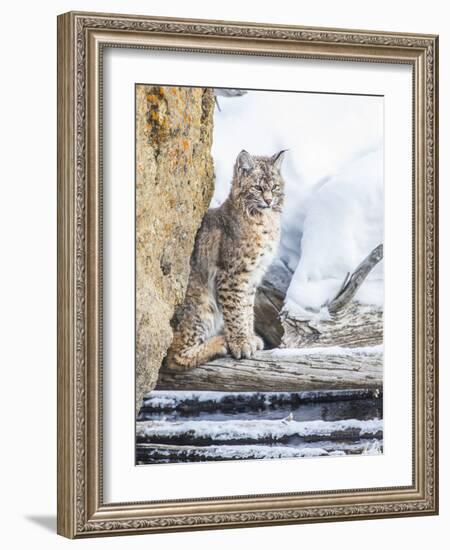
[246,287,264,352]
[217,273,258,359]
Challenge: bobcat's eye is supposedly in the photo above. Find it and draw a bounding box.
[255,185,263,192]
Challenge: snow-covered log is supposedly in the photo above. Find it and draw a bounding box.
[136,440,382,463]
[282,302,383,349]
[253,247,383,349]
[281,245,383,348]
[136,417,383,446]
[141,389,381,413]
[156,347,382,392]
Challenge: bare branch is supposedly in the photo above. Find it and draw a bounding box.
[327,244,383,315]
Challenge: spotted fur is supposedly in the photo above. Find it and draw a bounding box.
[166,149,286,369]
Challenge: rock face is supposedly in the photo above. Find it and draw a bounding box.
[136,85,215,413]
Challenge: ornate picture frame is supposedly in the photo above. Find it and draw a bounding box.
[57,11,438,538]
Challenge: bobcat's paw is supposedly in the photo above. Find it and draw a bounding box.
[251,334,264,351]
[228,337,257,359]
[210,335,228,359]
[165,354,191,371]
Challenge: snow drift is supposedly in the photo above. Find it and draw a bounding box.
[211,89,384,314]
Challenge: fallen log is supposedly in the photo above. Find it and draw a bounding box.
[136,440,383,463]
[254,246,383,349]
[281,302,383,349]
[138,389,382,422]
[140,388,381,413]
[136,417,383,446]
[156,347,383,392]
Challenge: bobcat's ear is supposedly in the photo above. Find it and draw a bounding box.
[236,150,255,174]
[271,149,288,170]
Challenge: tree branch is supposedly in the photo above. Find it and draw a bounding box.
[327,244,383,314]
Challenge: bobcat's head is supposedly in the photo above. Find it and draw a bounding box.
[231,149,287,215]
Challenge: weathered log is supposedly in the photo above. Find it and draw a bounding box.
[136,417,383,446]
[254,246,383,349]
[140,388,381,413]
[254,259,291,348]
[156,347,382,392]
[282,302,383,349]
[138,389,382,422]
[136,440,383,463]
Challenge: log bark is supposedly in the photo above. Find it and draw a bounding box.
[254,259,291,348]
[136,417,383,446]
[140,388,381,413]
[136,441,382,463]
[156,348,382,392]
[282,302,383,349]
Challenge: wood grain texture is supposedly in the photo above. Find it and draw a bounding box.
[136,419,383,446]
[135,441,382,462]
[157,348,382,391]
[282,303,383,349]
[254,246,383,350]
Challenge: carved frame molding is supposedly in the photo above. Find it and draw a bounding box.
[57,11,438,538]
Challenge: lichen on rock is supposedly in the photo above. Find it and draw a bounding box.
[135,85,215,413]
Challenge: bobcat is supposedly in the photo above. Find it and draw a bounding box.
[166,149,286,370]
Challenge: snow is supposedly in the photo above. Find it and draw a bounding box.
[137,437,384,463]
[267,345,383,358]
[137,443,348,460]
[142,388,382,409]
[211,90,382,204]
[211,90,384,313]
[284,149,384,313]
[141,390,298,409]
[362,439,383,455]
[138,417,383,441]
[142,391,234,409]
[138,440,381,460]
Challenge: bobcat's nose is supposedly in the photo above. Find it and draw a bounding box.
[263,194,273,207]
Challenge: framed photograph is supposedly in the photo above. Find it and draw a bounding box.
[57,11,439,538]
